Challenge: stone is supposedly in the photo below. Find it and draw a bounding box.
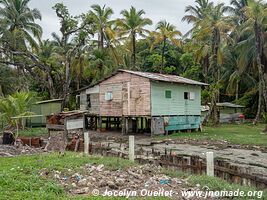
[107,181,118,190]
[78,179,87,187]
[115,178,125,186]
[73,187,90,194]
[71,183,77,188]
[96,164,104,172]
[99,180,107,187]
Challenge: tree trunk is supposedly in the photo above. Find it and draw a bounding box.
[253,22,266,126]
[132,31,136,69]
[210,28,220,125]
[100,30,104,49]
[235,81,239,101]
[62,59,71,108]
[161,37,166,73]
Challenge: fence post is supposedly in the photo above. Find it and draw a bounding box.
[206,152,214,176]
[129,135,135,162]
[84,131,90,155]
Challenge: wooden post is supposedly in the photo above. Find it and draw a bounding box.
[141,117,144,132]
[122,117,125,134]
[129,135,135,162]
[84,131,89,155]
[126,118,129,134]
[206,152,214,176]
[99,117,102,131]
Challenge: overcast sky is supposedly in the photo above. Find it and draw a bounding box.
[29,0,230,40]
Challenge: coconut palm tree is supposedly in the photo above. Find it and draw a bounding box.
[229,0,248,24]
[117,6,152,68]
[90,4,114,49]
[0,0,42,49]
[189,3,233,124]
[182,0,214,36]
[239,0,267,125]
[150,21,182,72]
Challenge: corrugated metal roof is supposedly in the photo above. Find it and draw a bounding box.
[77,69,208,92]
[119,70,208,86]
[36,99,63,104]
[216,102,244,108]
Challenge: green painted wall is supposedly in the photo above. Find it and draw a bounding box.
[28,102,62,126]
[151,81,201,116]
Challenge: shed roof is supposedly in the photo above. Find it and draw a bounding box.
[216,102,245,108]
[36,99,63,104]
[119,70,208,86]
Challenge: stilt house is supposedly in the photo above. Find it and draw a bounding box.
[78,70,208,135]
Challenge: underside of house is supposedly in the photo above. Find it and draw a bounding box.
[78,70,207,135]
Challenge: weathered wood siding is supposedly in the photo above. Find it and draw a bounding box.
[151,81,201,116]
[99,72,151,117]
[79,91,87,111]
[79,85,100,115]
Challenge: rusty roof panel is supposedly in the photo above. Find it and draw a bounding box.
[119,69,208,86]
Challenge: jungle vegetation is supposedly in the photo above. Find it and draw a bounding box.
[0,0,266,131]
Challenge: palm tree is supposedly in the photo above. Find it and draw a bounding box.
[117,6,152,68]
[150,21,182,72]
[240,0,267,125]
[229,0,248,24]
[188,3,233,124]
[183,0,214,82]
[90,4,114,49]
[182,0,214,35]
[0,0,42,49]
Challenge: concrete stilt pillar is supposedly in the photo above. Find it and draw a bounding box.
[129,135,135,162]
[84,131,90,155]
[206,152,214,176]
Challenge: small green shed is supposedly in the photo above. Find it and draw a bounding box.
[27,99,63,127]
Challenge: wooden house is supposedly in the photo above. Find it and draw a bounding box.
[78,70,208,135]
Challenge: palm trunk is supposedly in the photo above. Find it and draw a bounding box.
[62,59,71,109]
[253,22,266,126]
[100,30,104,49]
[132,31,136,69]
[161,37,166,73]
[210,28,220,125]
[235,81,239,101]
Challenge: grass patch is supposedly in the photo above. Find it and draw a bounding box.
[0,152,135,200]
[162,168,266,199]
[17,127,49,137]
[156,124,267,147]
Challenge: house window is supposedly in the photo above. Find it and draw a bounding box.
[105,91,113,101]
[189,92,195,100]
[184,92,195,100]
[86,94,91,108]
[184,92,189,100]
[165,90,172,99]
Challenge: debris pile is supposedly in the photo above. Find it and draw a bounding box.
[39,164,208,199]
[0,144,44,157]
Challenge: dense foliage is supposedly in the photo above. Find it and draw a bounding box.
[0,0,266,127]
